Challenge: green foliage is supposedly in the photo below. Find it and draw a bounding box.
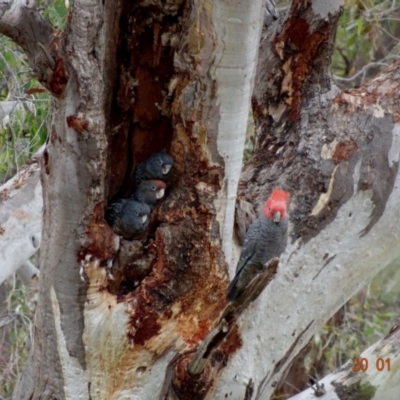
[273,262,400,399]
[332,0,400,86]
[0,38,49,182]
[0,277,37,399]
[243,113,255,163]
[38,0,68,29]
[0,0,67,183]
[307,260,400,380]
[0,2,67,397]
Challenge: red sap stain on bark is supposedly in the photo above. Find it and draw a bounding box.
[105,0,228,362]
[66,115,89,132]
[124,232,167,346]
[219,325,242,357]
[172,355,213,400]
[185,319,212,347]
[284,17,310,52]
[128,307,162,346]
[109,11,176,197]
[333,140,358,162]
[276,17,327,121]
[167,325,242,398]
[79,203,118,261]
[122,205,227,348]
[49,57,69,96]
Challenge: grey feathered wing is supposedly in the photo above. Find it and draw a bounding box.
[227,218,262,301]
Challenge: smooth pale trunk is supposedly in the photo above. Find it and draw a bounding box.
[213,1,264,266]
[0,161,41,284]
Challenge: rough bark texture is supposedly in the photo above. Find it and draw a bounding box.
[273,307,346,398]
[13,0,121,397]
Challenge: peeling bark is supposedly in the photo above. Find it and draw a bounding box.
[13,0,122,397]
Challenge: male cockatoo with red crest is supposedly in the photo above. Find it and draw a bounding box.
[227,189,290,302]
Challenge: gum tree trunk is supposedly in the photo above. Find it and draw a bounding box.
[1,0,399,399]
[2,0,262,399]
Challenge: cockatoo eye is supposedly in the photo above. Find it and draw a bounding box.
[157,159,162,165]
[151,185,156,190]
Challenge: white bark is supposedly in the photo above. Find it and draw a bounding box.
[16,260,39,285]
[213,0,264,265]
[288,327,400,400]
[0,101,19,122]
[0,161,42,285]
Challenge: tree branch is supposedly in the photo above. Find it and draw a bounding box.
[0,0,68,94]
[0,155,42,285]
[0,100,21,119]
[17,260,39,285]
[288,326,400,400]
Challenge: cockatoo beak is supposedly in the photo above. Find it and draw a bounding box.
[162,164,172,175]
[273,211,281,223]
[156,188,165,199]
[141,215,148,224]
